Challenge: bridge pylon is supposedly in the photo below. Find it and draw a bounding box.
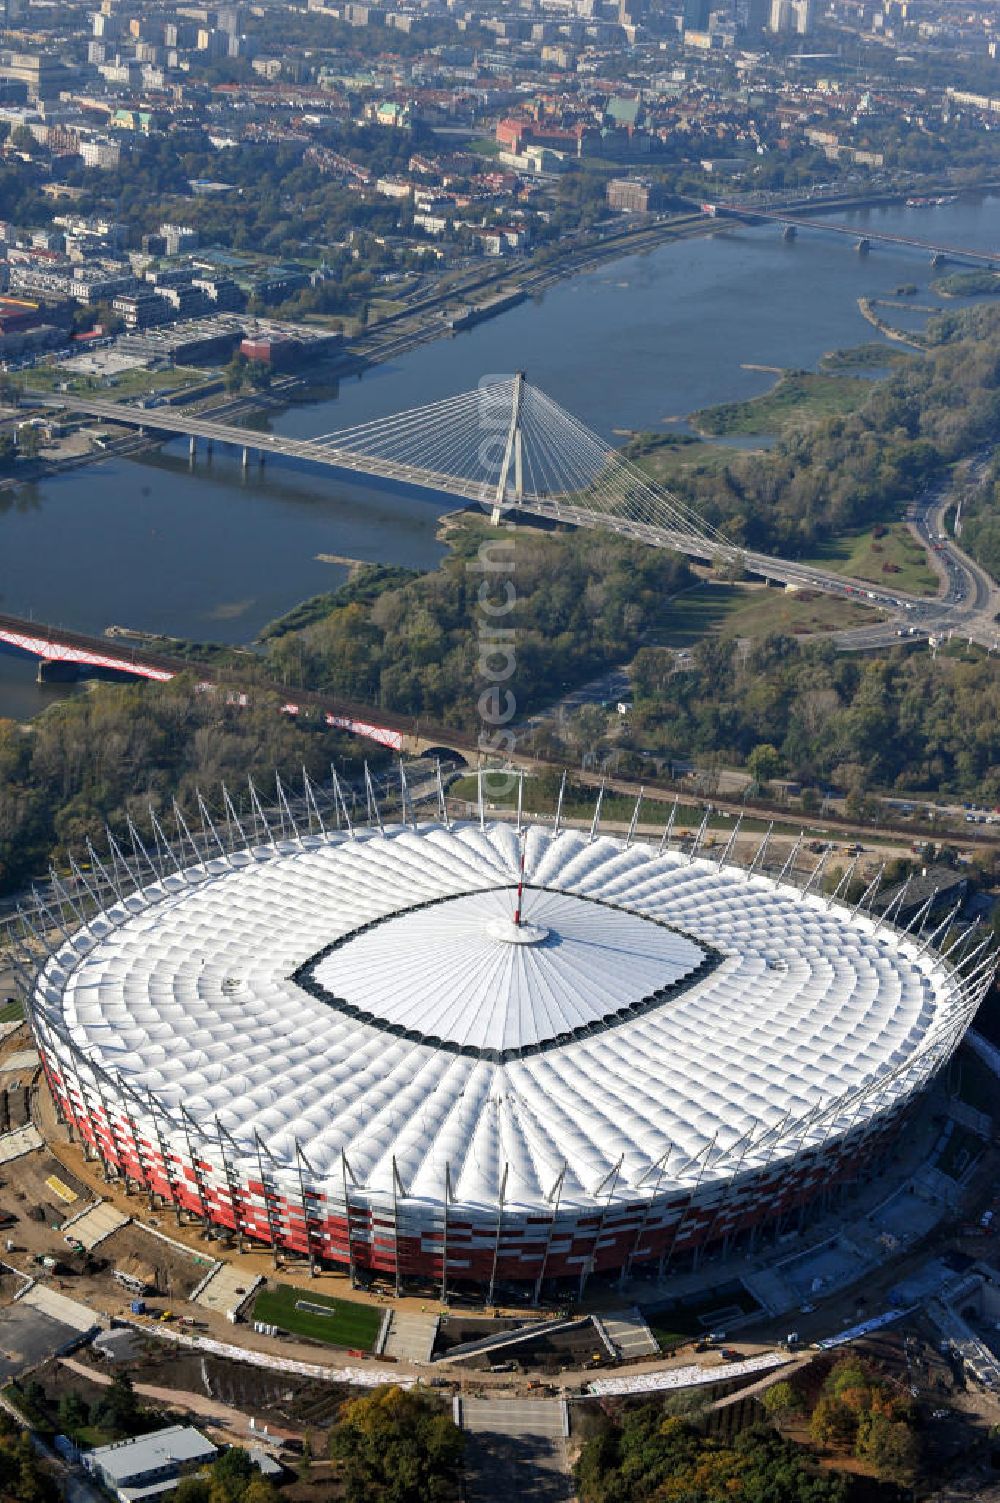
[491,370,525,526]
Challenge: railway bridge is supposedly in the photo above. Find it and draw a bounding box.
[0,612,474,757]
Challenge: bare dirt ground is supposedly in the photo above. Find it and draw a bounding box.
[92,1223,212,1302]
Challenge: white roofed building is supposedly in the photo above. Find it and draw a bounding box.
[25,818,987,1300]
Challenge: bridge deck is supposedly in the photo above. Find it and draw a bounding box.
[727,207,1000,264]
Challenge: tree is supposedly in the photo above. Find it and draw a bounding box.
[855,1410,921,1483]
[207,1447,254,1503]
[93,1372,144,1437]
[574,1410,847,1503]
[747,742,783,790]
[223,355,248,393]
[16,423,40,459]
[10,125,41,157]
[242,1479,279,1503]
[810,1396,857,1449]
[329,1386,463,1503]
[56,1392,89,1433]
[762,1380,802,1424]
[173,1478,211,1503]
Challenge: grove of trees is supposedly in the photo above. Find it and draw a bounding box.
[328,1386,463,1503]
[574,1409,847,1503]
[262,524,693,730]
[627,302,1000,557]
[627,633,1000,803]
[0,676,377,895]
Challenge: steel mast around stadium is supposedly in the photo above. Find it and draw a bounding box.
[6,771,994,1303]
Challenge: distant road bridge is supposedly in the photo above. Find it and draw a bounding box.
[703,201,1000,266]
[29,379,925,610]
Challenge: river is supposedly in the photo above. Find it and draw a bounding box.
[3,189,1000,720]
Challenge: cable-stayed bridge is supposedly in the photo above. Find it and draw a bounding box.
[36,374,731,558]
[33,375,937,614]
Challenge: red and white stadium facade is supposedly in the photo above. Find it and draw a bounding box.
[21,816,991,1297]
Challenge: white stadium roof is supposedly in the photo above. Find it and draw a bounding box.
[36,821,971,1214]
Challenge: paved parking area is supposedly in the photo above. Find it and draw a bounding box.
[0,1285,98,1381]
[461,1398,574,1503]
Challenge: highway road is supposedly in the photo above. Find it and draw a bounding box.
[909,459,1000,649]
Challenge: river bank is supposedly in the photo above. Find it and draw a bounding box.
[5,186,1000,721]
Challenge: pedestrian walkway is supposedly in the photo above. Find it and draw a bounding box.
[599,1307,659,1360]
[382,1310,438,1363]
[191,1263,261,1318]
[62,1202,129,1251]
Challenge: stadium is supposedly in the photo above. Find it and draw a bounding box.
[20,805,990,1301]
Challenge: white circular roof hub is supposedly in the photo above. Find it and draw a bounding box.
[487,917,550,945]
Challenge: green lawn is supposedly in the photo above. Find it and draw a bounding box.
[0,1000,23,1025]
[449,777,774,836]
[819,342,916,372]
[801,524,938,597]
[641,1286,761,1351]
[649,581,877,648]
[19,365,207,402]
[251,1283,382,1350]
[629,434,748,489]
[691,371,873,439]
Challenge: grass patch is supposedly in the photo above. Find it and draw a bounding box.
[801,523,938,597]
[931,270,1000,298]
[448,776,773,836]
[367,298,406,321]
[252,1283,382,1351]
[820,342,916,372]
[641,1284,762,1350]
[0,999,23,1024]
[691,371,872,438]
[627,433,748,489]
[653,581,878,647]
[19,365,207,401]
[71,1424,119,1448]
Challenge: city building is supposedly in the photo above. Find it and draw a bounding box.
[606,176,668,211]
[78,136,121,170]
[0,51,69,102]
[112,290,171,331]
[769,0,813,32]
[159,224,199,257]
[84,1426,217,1503]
